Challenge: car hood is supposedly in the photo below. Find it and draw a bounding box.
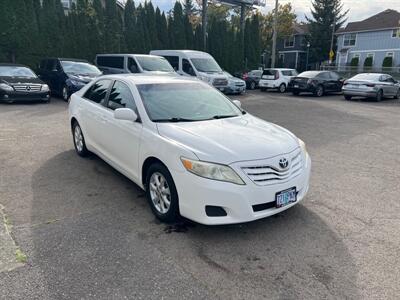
[68,74,99,83]
[157,114,299,164]
[0,76,44,85]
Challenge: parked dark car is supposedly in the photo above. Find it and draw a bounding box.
[0,63,50,103]
[243,69,263,90]
[38,58,102,101]
[289,71,344,97]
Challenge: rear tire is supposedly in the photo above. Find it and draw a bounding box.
[314,85,324,97]
[376,90,383,102]
[278,83,286,93]
[250,81,256,90]
[145,163,179,223]
[62,85,69,102]
[72,121,89,157]
[344,95,352,100]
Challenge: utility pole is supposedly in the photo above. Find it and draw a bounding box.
[271,0,279,68]
[202,0,208,51]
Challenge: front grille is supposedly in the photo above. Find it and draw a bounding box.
[213,78,228,87]
[235,82,245,86]
[12,84,42,92]
[241,149,303,186]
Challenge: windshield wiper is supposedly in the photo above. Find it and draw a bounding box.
[211,115,238,119]
[153,117,198,123]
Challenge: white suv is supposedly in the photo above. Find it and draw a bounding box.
[259,69,298,93]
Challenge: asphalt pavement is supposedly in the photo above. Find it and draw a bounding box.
[0,91,399,299]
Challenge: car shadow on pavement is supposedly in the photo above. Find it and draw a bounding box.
[25,150,361,299]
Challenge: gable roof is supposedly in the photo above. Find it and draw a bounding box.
[337,9,400,34]
[293,23,309,35]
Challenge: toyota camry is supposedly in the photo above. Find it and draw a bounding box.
[69,75,311,225]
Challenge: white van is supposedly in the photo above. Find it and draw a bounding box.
[149,50,229,92]
[95,54,176,75]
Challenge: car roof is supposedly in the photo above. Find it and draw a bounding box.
[41,58,89,63]
[265,68,295,71]
[97,74,200,85]
[96,54,162,58]
[151,50,213,58]
[0,63,29,68]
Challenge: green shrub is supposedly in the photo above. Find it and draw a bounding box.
[350,57,359,67]
[382,56,393,68]
[364,56,373,67]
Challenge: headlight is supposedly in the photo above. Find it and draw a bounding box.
[70,79,85,86]
[0,83,14,92]
[181,158,245,185]
[298,138,307,154]
[198,75,209,82]
[41,84,50,92]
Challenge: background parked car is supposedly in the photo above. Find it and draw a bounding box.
[289,71,343,97]
[259,68,298,93]
[243,69,262,90]
[0,63,50,103]
[150,50,229,92]
[223,71,246,94]
[38,58,102,101]
[96,54,176,76]
[342,73,400,101]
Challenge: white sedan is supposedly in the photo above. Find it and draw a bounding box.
[69,75,311,225]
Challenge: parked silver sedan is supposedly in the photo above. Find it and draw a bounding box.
[342,73,400,101]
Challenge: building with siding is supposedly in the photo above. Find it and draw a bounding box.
[277,24,309,72]
[336,9,400,69]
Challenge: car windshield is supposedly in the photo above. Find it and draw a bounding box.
[297,71,320,78]
[137,82,243,122]
[351,74,381,81]
[190,58,222,73]
[0,66,37,78]
[135,56,174,72]
[61,61,102,76]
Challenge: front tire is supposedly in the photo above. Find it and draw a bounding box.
[250,81,256,90]
[62,85,69,102]
[72,122,89,157]
[314,85,324,97]
[344,95,352,100]
[146,163,179,223]
[394,89,400,99]
[278,83,286,93]
[376,90,383,102]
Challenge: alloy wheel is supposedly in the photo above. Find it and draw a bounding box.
[149,172,171,214]
[62,87,68,101]
[279,84,286,93]
[74,125,84,153]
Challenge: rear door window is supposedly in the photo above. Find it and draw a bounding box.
[84,79,112,104]
[182,59,195,76]
[282,70,292,76]
[163,56,179,70]
[128,57,139,73]
[97,56,124,69]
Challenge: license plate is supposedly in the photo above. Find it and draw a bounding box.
[294,85,299,88]
[275,187,297,208]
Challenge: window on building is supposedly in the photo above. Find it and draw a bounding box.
[284,36,295,48]
[386,52,394,58]
[343,34,357,46]
[392,29,400,38]
[367,53,374,58]
[353,54,360,59]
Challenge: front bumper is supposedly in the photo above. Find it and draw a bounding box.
[173,154,311,225]
[0,91,50,102]
[225,85,246,94]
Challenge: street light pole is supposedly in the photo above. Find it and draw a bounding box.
[271,0,279,68]
[306,42,310,70]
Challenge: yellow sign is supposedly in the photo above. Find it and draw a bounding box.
[329,50,335,60]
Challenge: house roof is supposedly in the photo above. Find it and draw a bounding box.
[293,23,309,35]
[337,9,400,34]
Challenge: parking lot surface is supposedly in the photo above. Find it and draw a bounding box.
[0,91,399,299]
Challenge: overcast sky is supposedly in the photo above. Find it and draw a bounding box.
[133,0,400,23]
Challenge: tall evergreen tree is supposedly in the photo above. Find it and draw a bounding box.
[145,1,158,50]
[155,9,169,50]
[124,0,137,52]
[104,0,122,52]
[306,0,347,64]
[169,2,186,49]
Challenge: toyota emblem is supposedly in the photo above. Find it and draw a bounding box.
[279,158,289,169]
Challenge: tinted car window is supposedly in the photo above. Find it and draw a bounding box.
[317,72,330,80]
[386,76,395,83]
[329,72,340,80]
[84,80,111,104]
[282,70,293,76]
[97,56,124,69]
[107,81,137,111]
[128,57,139,73]
[262,70,277,76]
[182,59,195,76]
[163,56,179,70]
[298,71,320,78]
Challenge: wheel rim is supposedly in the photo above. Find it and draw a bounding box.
[63,87,68,100]
[377,91,382,101]
[280,84,285,93]
[74,125,84,152]
[149,172,171,214]
[251,82,255,89]
[317,87,323,96]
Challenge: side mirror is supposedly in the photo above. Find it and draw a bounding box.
[114,108,138,122]
[233,100,242,108]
